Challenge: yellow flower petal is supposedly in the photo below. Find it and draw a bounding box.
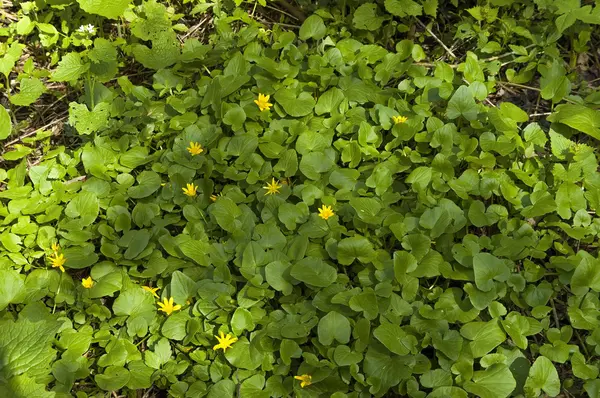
[81,277,94,289]
[263,178,282,195]
[318,205,334,220]
[254,93,273,112]
[182,183,198,197]
[187,142,204,156]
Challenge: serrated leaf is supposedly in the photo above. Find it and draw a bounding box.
[10,78,45,106]
[0,106,11,140]
[52,53,89,82]
[76,0,132,19]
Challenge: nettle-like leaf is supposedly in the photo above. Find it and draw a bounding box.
[77,0,132,19]
[10,77,45,106]
[0,105,11,140]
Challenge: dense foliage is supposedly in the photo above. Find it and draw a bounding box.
[1,0,600,396]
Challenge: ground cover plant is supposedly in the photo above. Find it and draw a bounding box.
[1,0,600,396]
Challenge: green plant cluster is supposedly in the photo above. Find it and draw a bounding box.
[1,0,600,396]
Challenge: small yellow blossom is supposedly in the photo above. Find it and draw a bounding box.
[263,178,282,195]
[49,253,66,273]
[318,205,334,220]
[81,277,94,289]
[254,93,273,112]
[182,183,198,197]
[213,331,238,351]
[392,115,408,124]
[187,142,204,156]
[157,297,181,316]
[142,286,160,298]
[51,242,60,253]
[294,374,312,388]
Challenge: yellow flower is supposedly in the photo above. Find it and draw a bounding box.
[210,194,217,202]
[51,242,60,253]
[157,297,182,316]
[213,331,238,351]
[254,93,273,112]
[318,205,334,220]
[49,253,66,273]
[142,286,160,298]
[392,115,408,124]
[81,277,94,289]
[294,374,312,388]
[182,183,198,197]
[263,178,282,195]
[187,142,204,156]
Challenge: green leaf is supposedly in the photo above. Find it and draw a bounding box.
[52,53,89,82]
[64,190,99,226]
[373,323,417,355]
[460,319,506,358]
[524,356,560,397]
[76,0,132,19]
[161,311,190,341]
[95,366,130,391]
[299,15,326,40]
[170,271,197,303]
[447,86,478,121]
[0,42,25,77]
[315,88,344,115]
[548,104,600,141]
[127,171,161,199]
[265,261,293,295]
[572,351,599,380]
[231,308,255,335]
[0,106,11,140]
[539,60,571,103]
[225,338,263,370]
[464,364,516,398]
[318,311,351,345]
[68,102,110,135]
[0,317,60,380]
[290,257,337,288]
[113,288,155,318]
[571,256,600,295]
[10,78,45,106]
[337,236,375,265]
[333,345,363,366]
[385,0,422,17]
[0,269,25,311]
[353,4,384,31]
[274,89,316,117]
[473,253,510,292]
[406,166,432,191]
[132,35,180,70]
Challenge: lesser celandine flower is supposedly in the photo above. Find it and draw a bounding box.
[182,183,198,197]
[142,286,160,298]
[157,297,181,315]
[392,115,408,124]
[263,178,282,195]
[254,93,273,111]
[187,142,203,156]
[318,205,334,220]
[82,277,94,289]
[294,374,312,388]
[51,242,60,253]
[213,331,238,351]
[49,253,66,272]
